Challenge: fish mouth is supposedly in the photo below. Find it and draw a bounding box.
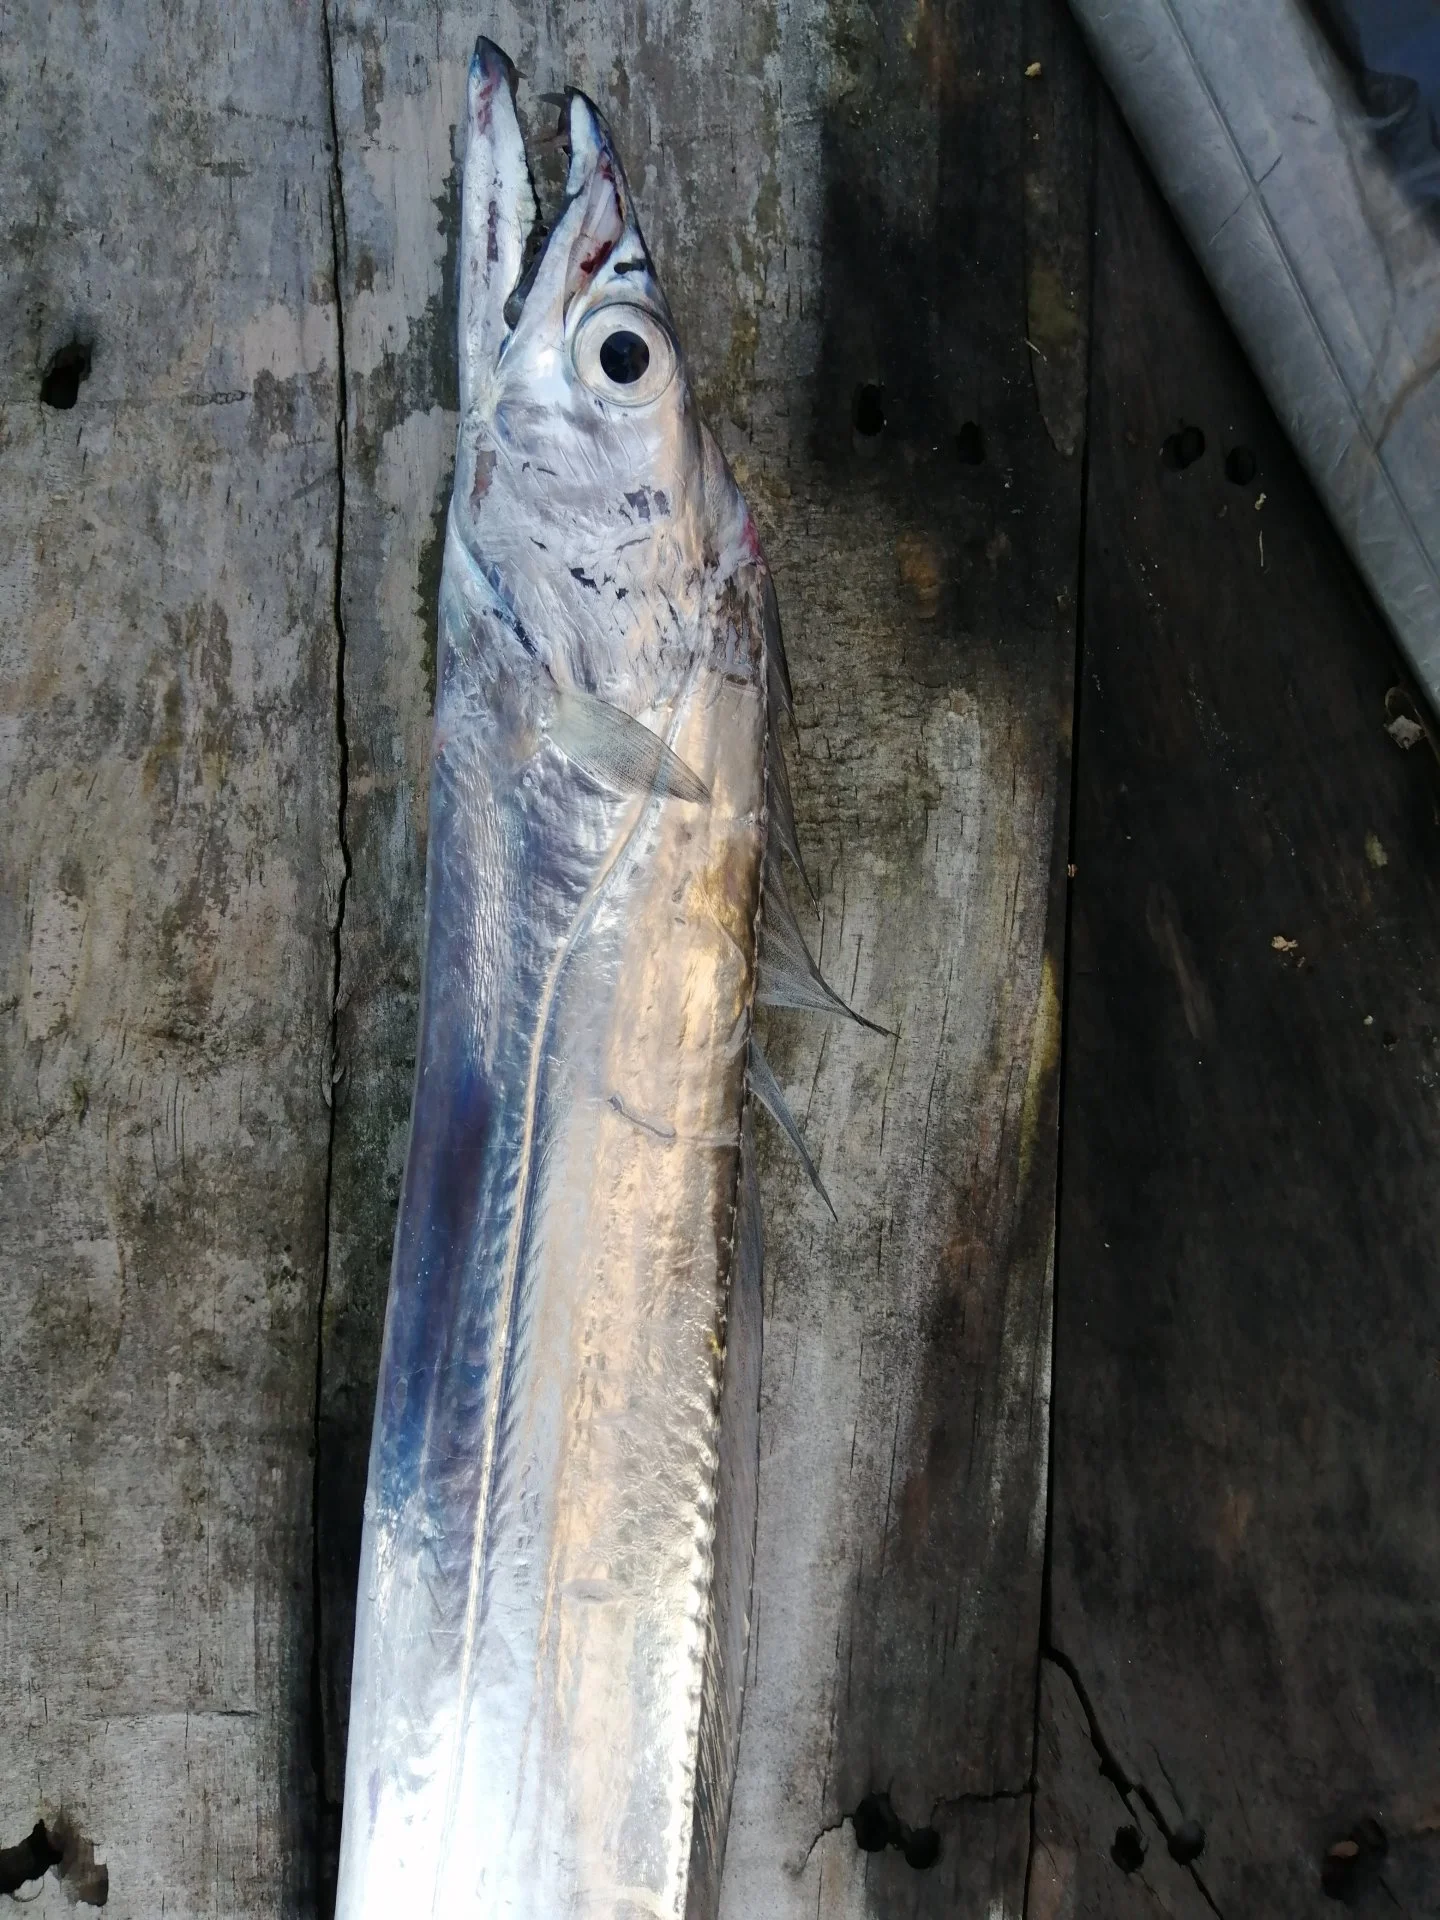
[464,39,664,364]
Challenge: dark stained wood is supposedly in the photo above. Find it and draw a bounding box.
[1029,1657,1212,1918]
[739,8,1090,1915]
[1039,95,1440,1918]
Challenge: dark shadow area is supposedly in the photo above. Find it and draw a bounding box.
[0,1816,108,1906]
[1039,94,1440,1916]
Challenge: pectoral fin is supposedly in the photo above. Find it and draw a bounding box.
[549,687,710,804]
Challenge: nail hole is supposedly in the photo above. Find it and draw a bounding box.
[850,1791,938,1869]
[955,419,986,464]
[40,340,93,411]
[1161,424,1205,470]
[1111,1824,1146,1873]
[852,383,886,437]
[903,1826,941,1870]
[1168,1818,1205,1865]
[1224,445,1257,485]
[1321,1842,1359,1897]
[851,1792,896,1853]
[1322,1819,1387,1899]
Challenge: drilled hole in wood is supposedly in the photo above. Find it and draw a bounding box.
[1322,1819,1387,1900]
[1111,1823,1146,1872]
[849,1792,940,1871]
[955,419,986,464]
[40,340,92,410]
[1224,444,1257,485]
[851,1791,897,1852]
[902,1825,941,1870]
[1168,1817,1206,1865]
[852,383,885,437]
[1161,423,1206,470]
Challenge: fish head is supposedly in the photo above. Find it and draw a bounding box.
[452,40,716,679]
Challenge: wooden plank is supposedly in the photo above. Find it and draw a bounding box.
[0,4,341,1914]
[709,9,1088,1911]
[1041,97,1440,1917]
[319,2,1089,1914]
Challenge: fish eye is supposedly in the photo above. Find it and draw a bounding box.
[572,303,676,408]
[600,329,649,384]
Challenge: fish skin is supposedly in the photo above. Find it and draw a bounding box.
[335,39,783,1920]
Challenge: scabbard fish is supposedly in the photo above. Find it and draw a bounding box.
[336,38,869,1919]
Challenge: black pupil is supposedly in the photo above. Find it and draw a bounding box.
[600,329,650,385]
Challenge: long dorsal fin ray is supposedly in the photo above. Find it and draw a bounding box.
[766,726,814,903]
[747,1037,836,1218]
[548,686,709,804]
[758,869,892,1033]
[762,571,794,723]
[737,1101,764,1283]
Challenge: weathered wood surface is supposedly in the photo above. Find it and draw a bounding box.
[0,3,341,1916]
[10,4,1440,1919]
[1035,101,1440,1918]
[316,2,1086,1916]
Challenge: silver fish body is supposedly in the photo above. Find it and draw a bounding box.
[335,39,800,1920]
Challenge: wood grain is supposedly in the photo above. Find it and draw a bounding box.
[1041,99,1440,1919]
[11,8,1440,1918]
[0,1,341,1913]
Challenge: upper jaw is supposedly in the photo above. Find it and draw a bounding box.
[458,43,672,405]
[458,38,536,415]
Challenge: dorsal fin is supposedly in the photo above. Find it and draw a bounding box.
[765,727,814,904]
[747,1037,835,1218]
[758,867,892,1033]
[762,570,794,723]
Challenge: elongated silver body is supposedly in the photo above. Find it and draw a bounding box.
[334,39,822,1919]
